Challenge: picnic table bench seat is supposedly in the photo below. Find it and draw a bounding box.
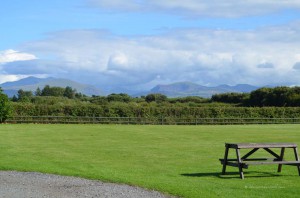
[220,143,300,179]
[219,159,300,169]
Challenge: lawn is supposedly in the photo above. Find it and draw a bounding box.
[0,124,299,197]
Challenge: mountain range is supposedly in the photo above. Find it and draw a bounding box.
[1,77,259,98]
[148,82,258,98]
[1,77,103,97]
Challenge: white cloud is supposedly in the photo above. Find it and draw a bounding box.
[0,74,28,84]
[88,0,300,17]
[108,52,129,70]
[0,49,37,64]
[4,21,300,90]
[0,50,38,85]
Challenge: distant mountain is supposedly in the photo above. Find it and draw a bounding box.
[1,77,104,97]
[1,76,52,87]
[149,82,258,98]
[1,77,260,98]
[215,84,259,93]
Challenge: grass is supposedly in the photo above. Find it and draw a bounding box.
[0,124,300,197]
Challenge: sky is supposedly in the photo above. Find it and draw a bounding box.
[1,0,300,92]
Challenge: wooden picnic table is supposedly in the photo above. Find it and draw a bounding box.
[220,143,300,179]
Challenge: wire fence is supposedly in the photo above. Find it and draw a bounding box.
[5,116,300,125]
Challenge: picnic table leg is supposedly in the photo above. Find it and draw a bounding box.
[277,148,285,172]
[293,147,300,176]
[222,145,229,175]
[236,148,244,179]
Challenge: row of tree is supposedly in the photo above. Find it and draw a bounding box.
[212,86,300,107]
[8,85,300,107]
[13,86,82,102]
[2,85,300,123]
[9,85,300,107]
[11,85,210,105]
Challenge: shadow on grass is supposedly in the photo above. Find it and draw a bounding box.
[181,171,283,179]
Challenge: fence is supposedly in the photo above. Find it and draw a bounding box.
[5,116,300,125]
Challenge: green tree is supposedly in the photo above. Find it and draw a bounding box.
[17,89,33,102]
[145,93,167,103]
[11,95,18,102]
[35,87,42,96]
[287,87,300,106]
[64,86,76,99]
[0,88,11,122]
[248,86,299,107]
[41,85,51,96]
[41,85,65,97]
[211,93,248,104]
[90,96,108,105]
[107,93,131,103]
[249,87,272,106]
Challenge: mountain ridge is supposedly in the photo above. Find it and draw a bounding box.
[1,77,260,98]
[1,77,103,97]
[149,82,258,98]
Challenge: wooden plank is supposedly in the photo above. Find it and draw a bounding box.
[236,148,244,179]
[241,148,259,160]
[219,160,248,169]
[245,161,300,165]
[263,148,281,159]
[220,158,279,162]
[277,148,285,172]
[293,147,300,175]
[221,145,229,175]
[225,143,297,149]
[220,159,300,166]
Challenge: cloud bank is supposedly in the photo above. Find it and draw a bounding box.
[0,50,37,84]
[0,49,37,64]
[2,21,300,91]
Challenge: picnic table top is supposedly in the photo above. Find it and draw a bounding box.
[225,143,297,149]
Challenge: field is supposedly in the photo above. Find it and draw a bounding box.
[0,124,299,197]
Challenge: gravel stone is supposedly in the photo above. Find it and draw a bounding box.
[0,171,175,198]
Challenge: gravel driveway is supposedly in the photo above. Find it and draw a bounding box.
[0,171,175,198]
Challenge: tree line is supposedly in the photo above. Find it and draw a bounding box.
[1,85,300,123]
[11,85,211,105]
[12,85,300,107]
[211,86,300,107]
[13,85,82,102]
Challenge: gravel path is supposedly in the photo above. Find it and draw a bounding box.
[0,171,175,198]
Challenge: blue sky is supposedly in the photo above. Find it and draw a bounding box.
[1,0,300,92]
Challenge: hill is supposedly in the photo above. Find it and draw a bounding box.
[1,77,103,97]
[149,82,258,98]
[1,78,259,98]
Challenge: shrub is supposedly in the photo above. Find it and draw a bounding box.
[0,89,11,122]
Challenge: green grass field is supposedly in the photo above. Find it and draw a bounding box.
[0,124,299,197]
